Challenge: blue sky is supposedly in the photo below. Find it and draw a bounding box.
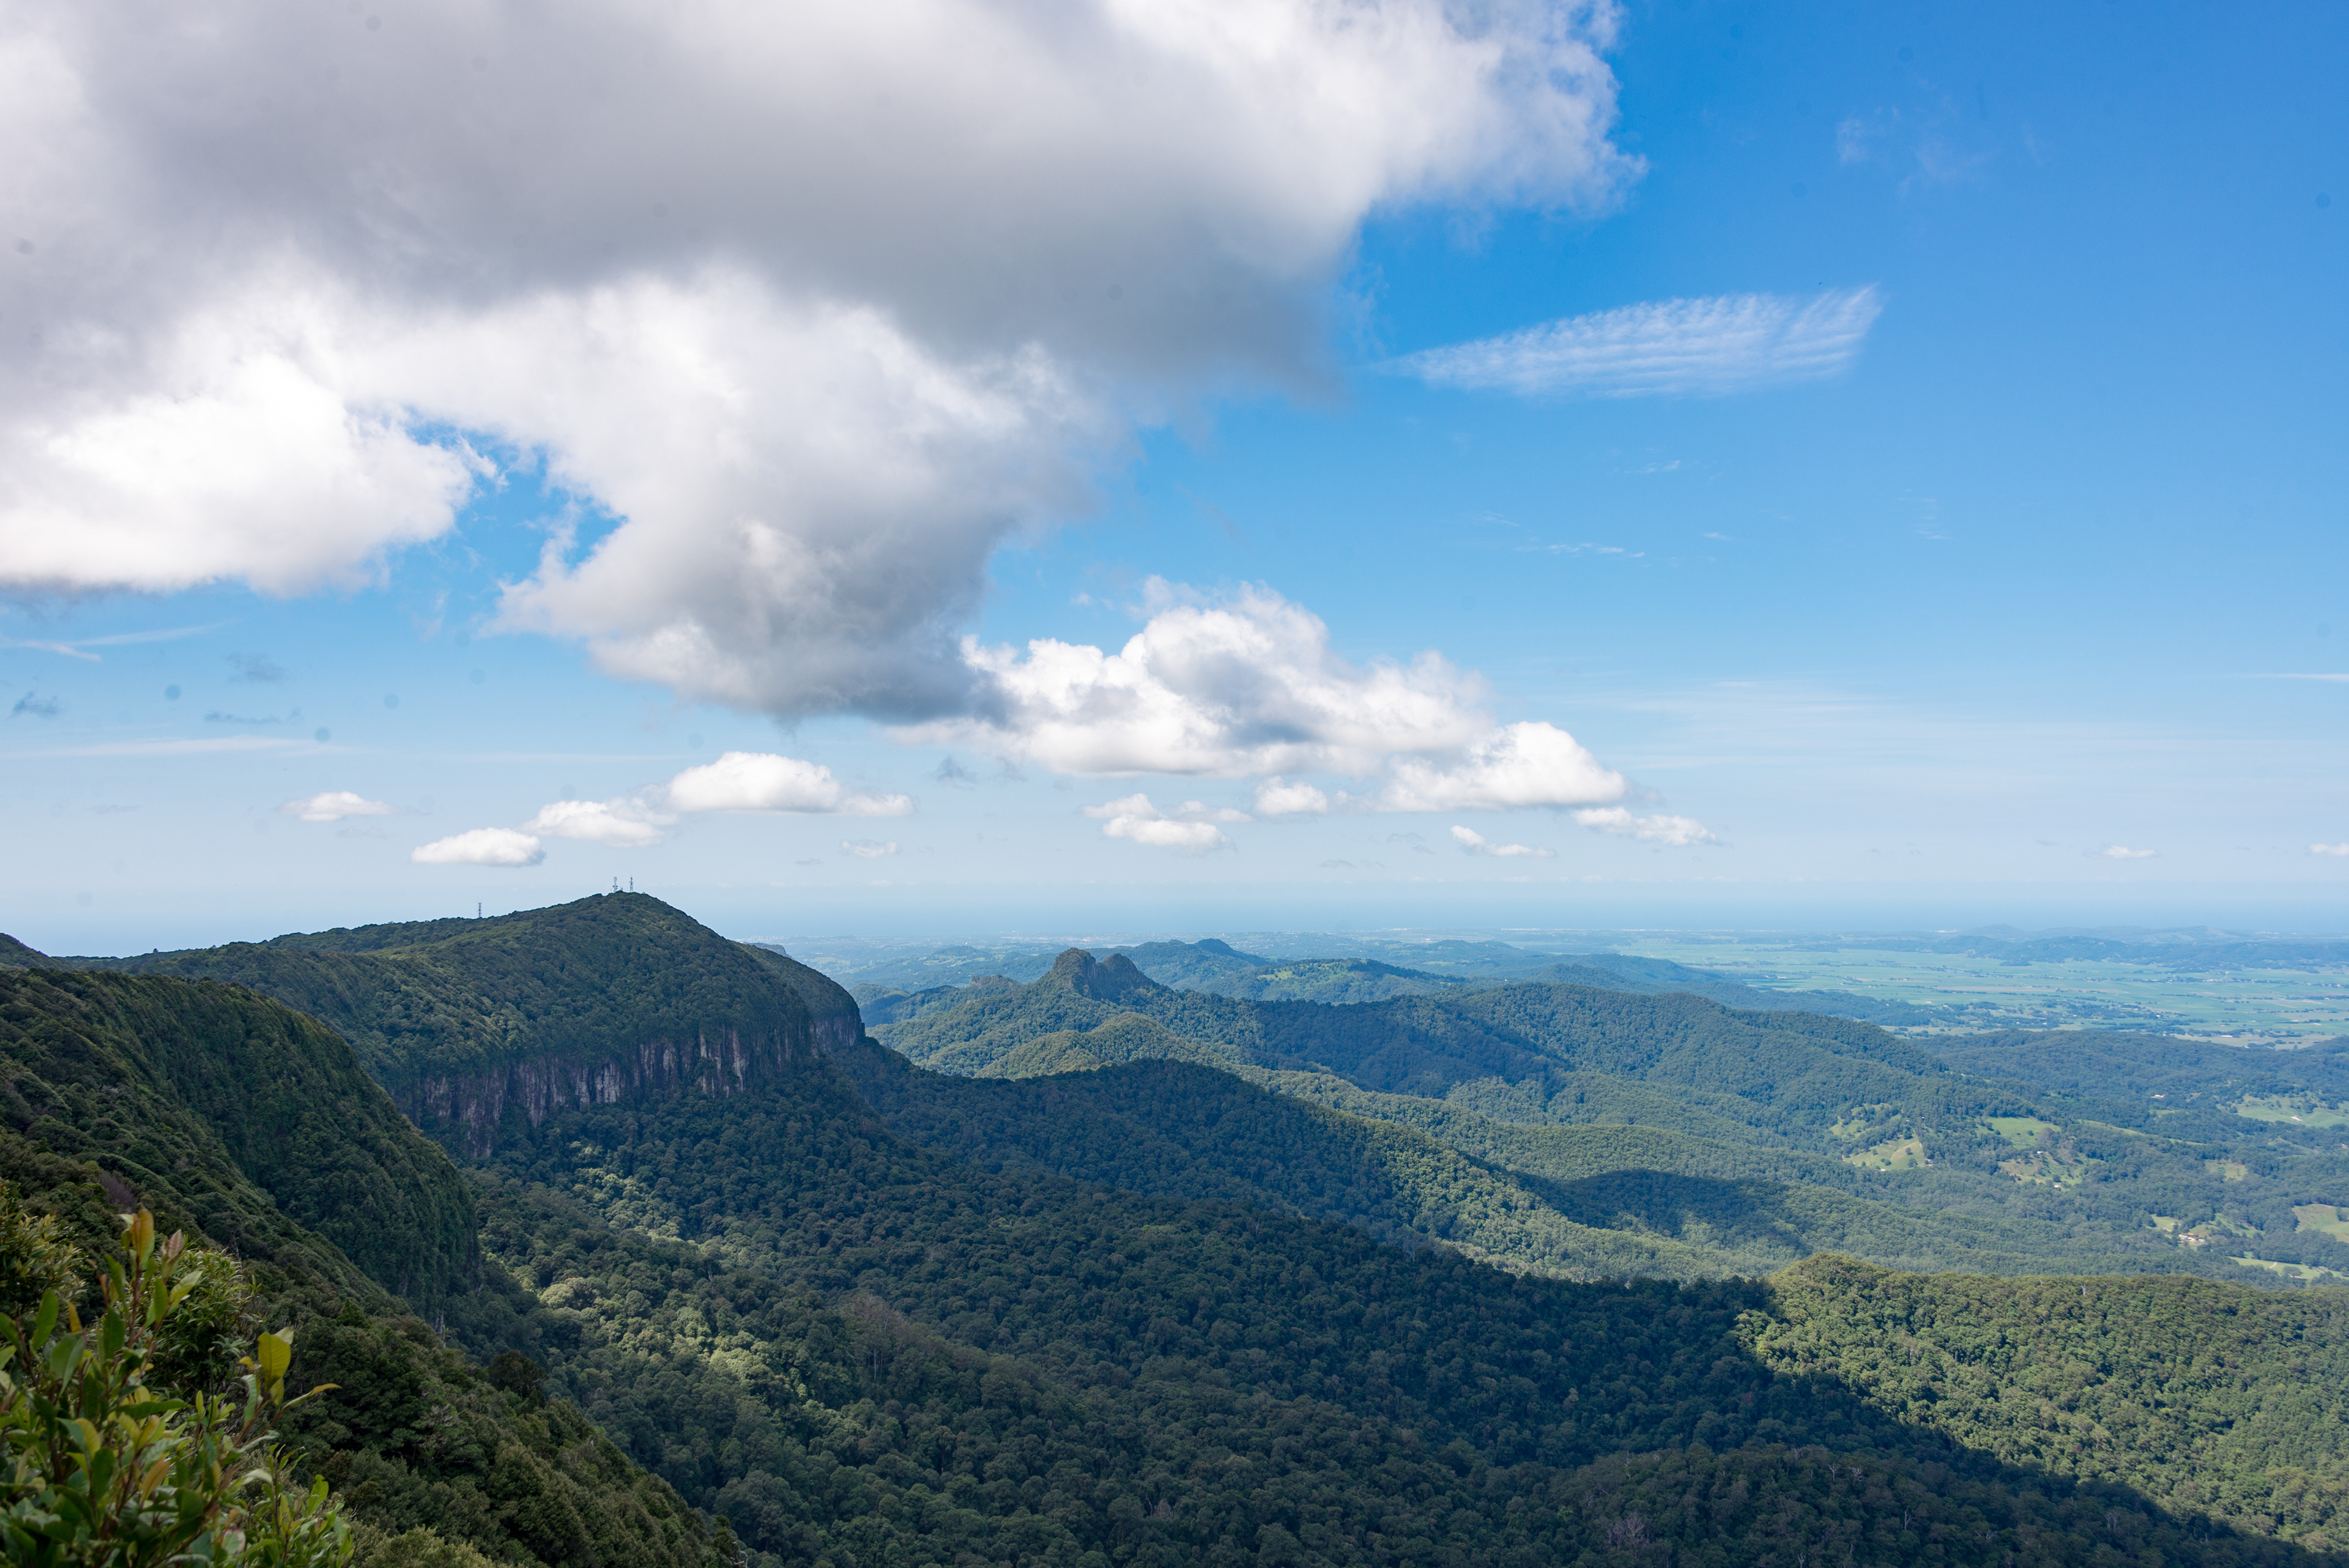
[2,0,2342,953]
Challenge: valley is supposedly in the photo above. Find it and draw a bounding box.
[5,895,2348,1565]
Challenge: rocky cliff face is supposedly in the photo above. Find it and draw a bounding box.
[36,895,867,1162]
[398,1021,815,1158]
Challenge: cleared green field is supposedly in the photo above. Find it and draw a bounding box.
[1981,1115,2062,1146]
[2238,1095,2349,1128]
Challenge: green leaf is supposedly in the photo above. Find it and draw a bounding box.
[32,1290,58,1347]
[255,1331,292,1384]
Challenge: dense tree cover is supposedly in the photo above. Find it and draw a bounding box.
[1109,942,1469,1006]
[71,894,812,1092]
[1493,954,1947,1026]
[838,1045,2170,1280]
[0,965,727,1567]
[996,937,1940,1023]
[738,945,871,1053]
[1244,1070,2205,1276]
[837,1044,1717,1279]
[0,968,475,1311]
[881,951,1973,1115]
[283,1302,720,1567]
[973,1014,1238,1080]
[1924,1030,2349,1115]
[880,948,2349,1287]
[15,897,2349,1564]
[1757,1256,2349,1547]
[1102,938,1269,988]
[461,1040,2343,1562]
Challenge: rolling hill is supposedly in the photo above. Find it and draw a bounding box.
[17,895,2349,1562]
[874,944,2349,1286]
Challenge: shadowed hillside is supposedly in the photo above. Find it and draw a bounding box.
[22,897,2349,1563]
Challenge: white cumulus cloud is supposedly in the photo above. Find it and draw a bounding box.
[915,583,1491,776]
[661,752,913,816]
[411,828,544,867]
[1450,824,1551,857]
[1572,806,1718,847]
[907,584,1707,841]
[279,790,395,823]
[1083,793,1235,853]
[1395,286,1883,399]
[1253,777,1333,816]
[522,798,674,848]
[2091,845,2158,860]
[502,749,913,853]
[841,839,900,859]
[2311,844,2349,857]
[1,0,1633,718]
[1381,722,1628,811]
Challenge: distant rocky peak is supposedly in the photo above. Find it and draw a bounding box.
[1044,948,1160,1001]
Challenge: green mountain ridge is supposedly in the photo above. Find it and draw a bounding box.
[877,942,2349,1286]
[64,895,823,1157]
[13,896,2349,1563]
[853,935,1954,1021]
[0,959,727,1566]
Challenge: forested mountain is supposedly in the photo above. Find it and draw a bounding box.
[876,945,2349,1285]
[1497,951,1951,1025]
[849,934,1950,1019]
[0,963,727,1566]
[10,896,2349,1563]
[62,897,823,1156]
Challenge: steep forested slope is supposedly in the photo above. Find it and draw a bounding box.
[467,1028,2348,1562]
[881,948,1969,1115]
[875,946,2349,1287]
[1926,1027,2349,1108]
[0,962,726,1567]
[0,967,475,1309]
[72,894,819,1156]
[24,896,2349,1564]
[76,892,806,1085]
[872,1048,2186,1278]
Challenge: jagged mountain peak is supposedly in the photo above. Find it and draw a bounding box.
[1042,948,1162,1001]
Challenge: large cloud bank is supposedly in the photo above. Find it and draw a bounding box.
[1,0,1631,718]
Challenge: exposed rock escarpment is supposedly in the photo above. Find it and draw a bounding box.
[58,893,847,1159]
[397,1019,815,1158]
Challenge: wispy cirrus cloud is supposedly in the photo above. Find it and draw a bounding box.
[1393,286,1883,399]
[0,621,236,661]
